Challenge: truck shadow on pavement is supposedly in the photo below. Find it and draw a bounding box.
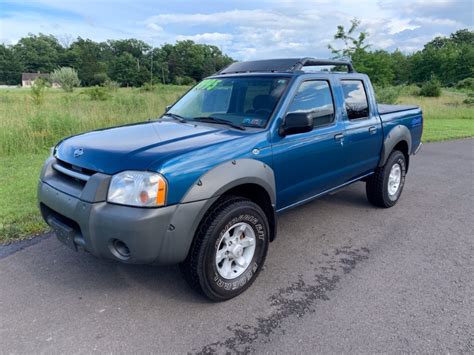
[19,237,207,304]
[9,183,374,308]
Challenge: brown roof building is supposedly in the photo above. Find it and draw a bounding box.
[21,73,50,87]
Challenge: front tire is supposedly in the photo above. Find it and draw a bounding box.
[180,196,269,301]
[366,150,406,208]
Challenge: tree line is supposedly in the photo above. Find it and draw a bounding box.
[0,35,233,86]
[329,20,473,88]
[0,25,472,88]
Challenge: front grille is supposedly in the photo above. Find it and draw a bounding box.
[52,159,96,188]
[55,159,96,178]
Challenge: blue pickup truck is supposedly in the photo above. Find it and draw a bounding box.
[38,58,423,301]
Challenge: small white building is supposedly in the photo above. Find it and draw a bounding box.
[21,73,61,88]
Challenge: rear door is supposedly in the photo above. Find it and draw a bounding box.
[272,78,347,210]
[339,78,383,177]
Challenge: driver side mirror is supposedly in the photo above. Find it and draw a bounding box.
[279,112,314,136]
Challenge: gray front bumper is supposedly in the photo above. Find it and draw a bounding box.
[38,157,214,265]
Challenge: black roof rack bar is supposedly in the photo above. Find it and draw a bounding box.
[217,57,355,75]
[291,58,355,73]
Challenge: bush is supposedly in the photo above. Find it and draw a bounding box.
[50,67,80,92]
[374,85,401,104]
[140,82,157,92]
[29,78,49,105]
[82,86,110,101]
[93,72,109,85]
[174,76,196,85]
[400,84,421,96]
[456,77,474,91]
[463,93,474,105]
[102,79,120,92]
[419,77,442,97]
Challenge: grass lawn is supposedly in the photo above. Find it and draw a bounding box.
[0,153,49,243]
[398,90,474,142]
[0,87,473,243]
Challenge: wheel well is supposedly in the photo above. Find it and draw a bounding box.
[393,140,410,172]
[222,184,276,242]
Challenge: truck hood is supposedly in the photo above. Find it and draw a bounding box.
[55,120,246,174]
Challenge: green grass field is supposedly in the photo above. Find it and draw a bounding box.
[0,85,187,155]
[0,87,473,243]
[398,90,474,142]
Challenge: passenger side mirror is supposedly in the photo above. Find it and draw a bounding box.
[165,105,172,112]
[279,112,313,136]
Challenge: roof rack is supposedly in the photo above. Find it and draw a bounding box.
[218,57,355,75]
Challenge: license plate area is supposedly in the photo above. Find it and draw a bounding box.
[48,217,78,251]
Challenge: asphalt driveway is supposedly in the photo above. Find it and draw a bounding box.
[1,139,473,354]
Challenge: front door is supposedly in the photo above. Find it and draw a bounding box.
[272,79,347,211]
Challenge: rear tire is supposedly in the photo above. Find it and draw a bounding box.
[366,150,406,208]
[180,196,269,301]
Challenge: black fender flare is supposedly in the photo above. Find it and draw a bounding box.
[181,158,276,206]
[169,159,277,255]
[379,125,412,167]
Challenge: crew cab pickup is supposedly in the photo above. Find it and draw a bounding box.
[38,58,423,301]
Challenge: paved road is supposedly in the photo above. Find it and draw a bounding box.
[1,139,473,354]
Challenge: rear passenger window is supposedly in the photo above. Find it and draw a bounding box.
[341,80,369,120]
[286,80,335,129]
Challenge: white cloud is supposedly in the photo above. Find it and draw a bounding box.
[385,18,420,35]
[414,17,460,26]
[146,9,320,29]
[146,23,163,32]
[1,0,470,59]
[176,32,233,44]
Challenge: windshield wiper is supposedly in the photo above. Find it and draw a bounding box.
[162,112,187,123]
[192,116,246,131]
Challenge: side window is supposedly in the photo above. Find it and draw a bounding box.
[286,80,335,128]
[341,80,369,120]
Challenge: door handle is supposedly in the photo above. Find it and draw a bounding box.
[369,126,377,134]
[334,133,344,141]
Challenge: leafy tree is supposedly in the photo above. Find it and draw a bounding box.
[69,38,109,86]
[328,18,369,59]
[390,50,410,85]
[30,77,49,105]
[329,18,394,86]
[109,52,149,86]
[0,44,23,85]
[13,34,64,73]
[450,29,474,46]
[50,67,81,92]
[353,50,394,86]
[409,29,474,86]
[108,39,151,58]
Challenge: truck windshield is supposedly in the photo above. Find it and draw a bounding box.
[167,77,290,128]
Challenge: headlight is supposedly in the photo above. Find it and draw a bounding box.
[107,171,167,207]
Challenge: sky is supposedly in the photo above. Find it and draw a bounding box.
[0,0,472,60]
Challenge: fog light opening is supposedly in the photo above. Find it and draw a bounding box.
[111,239,131,260]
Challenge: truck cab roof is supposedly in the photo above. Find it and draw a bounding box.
[214,57,355,77]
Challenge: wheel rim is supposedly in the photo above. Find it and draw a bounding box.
[388,163,402,196]
[215,222,256,279]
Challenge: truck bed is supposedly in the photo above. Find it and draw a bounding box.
[378,104,419,115]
